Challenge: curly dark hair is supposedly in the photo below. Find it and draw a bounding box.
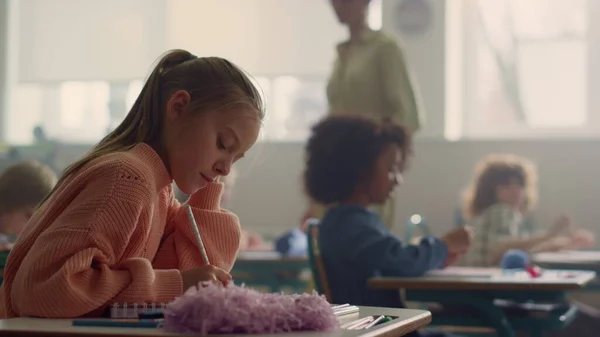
[463,154,538,219]
[304,115,411,205]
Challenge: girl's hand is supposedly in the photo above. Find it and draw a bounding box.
[548,214,572,237]
[181,265,232,291]
[566,229,595,250]
[441,226,474,254]
[443,252,463,267]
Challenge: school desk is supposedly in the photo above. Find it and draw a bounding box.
[532,250,600,310]
[0,306,431,337]
[533,251,600,274]
[231,251,310,293]
[368,267,596,337]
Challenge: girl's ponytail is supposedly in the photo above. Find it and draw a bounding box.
[39,50,196,205]
[40,49,263,207]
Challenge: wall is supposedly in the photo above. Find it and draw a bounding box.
[229,140,600,240]
[16,138,599,242]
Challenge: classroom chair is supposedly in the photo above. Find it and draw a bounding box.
[0,250,8,285]
[306,221,333,302]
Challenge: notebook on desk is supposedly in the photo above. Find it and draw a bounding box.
[426,267,498,278]
[108,302,358,319]
[332,304,360,316]
[108,303,167,319]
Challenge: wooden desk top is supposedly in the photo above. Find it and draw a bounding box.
[0,306,431,337]
[369,267,596,291]
[236,251,308,263]
[533,251,600,267]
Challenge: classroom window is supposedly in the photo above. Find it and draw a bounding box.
[457,0,597,139]
[125,80,144,112]
[6,84,44,144]
[7,81,146,145]
[263,76,327,141]
[59,81,110,142]
[4,0,383,145]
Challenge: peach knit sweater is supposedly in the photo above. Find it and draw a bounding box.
[0,143,241,318]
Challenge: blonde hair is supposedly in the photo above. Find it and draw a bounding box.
[463,154,538,219]
[42,49,264,205]
[0,160,57,214]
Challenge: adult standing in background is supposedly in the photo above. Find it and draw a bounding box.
[302,0,425,229]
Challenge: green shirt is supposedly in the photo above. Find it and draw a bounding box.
[462,203,524,267]
[327,29,425,131]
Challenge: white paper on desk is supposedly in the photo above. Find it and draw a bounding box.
[237,251,282,259]
[535,250,600,263]
[489,271,532,281]
[425,267,498,278]
[490,270,589,281]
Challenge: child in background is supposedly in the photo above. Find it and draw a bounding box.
[0,49,264,318]
[0,160,57,250]
[304,115,472,337]
[461,154,593,267]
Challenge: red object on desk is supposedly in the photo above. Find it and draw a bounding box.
[526,265,543,278]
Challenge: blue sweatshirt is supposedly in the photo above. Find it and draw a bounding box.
[319,204,449,308]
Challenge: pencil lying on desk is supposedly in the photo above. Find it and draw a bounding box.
[186,205,210,265]
[363,315,385,329]
[333,305,360,316]
[342,316,373,330]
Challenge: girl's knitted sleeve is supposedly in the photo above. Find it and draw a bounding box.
[9,165,182,318]
[153,183,241,272]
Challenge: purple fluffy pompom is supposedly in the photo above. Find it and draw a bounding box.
[161,284,340,334]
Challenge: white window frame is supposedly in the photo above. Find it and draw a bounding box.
[458,0,600,140]
[251,74,328,143]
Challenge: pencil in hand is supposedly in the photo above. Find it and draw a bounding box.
[186,205,210,265]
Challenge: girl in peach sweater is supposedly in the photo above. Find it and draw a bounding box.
[0,49,264,318]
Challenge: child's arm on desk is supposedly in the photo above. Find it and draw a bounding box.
[344,215,448,277]
[489,233,555,264]
[487,212,572,264]
[529,228,595,253]
[9,170,183,318]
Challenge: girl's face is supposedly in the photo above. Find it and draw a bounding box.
[366,144,404,205]
[163,91,261,195]
[496,180,526,210]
